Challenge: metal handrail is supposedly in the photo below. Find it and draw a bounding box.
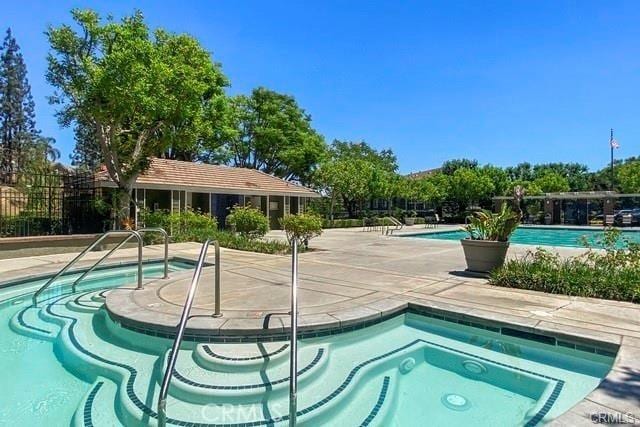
[158,239,221,427]
[289,238,299,426]
[70,227,170,293]
[382,216,404,235]
[32,230,143,306]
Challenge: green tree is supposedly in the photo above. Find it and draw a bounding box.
[314,140,395,218]
[0,29,53,174]
[448,167,495,210]
[616,160,640,194]
[46,9,229,221]
[221,87,325,184]
[533,163,589,191]
[413,173,449,205]
[441,158,478,175]
[506,179,542,197]
[532,171,570,193]
[481,165,511,197]
[505,162,534,182]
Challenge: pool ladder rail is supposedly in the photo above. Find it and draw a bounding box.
[31,228,170,307]
[157,239,298,427]
[382,216,404,235]
[157,239,221,427]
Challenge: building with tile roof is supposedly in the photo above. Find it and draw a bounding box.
[96,158,320,228]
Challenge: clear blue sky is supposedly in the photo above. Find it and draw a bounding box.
[4,1,640,173]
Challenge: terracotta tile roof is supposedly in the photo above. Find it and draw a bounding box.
[96,158,319,196]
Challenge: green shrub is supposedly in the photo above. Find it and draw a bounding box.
[226,204,269,238]
[140,208,293,254]
[212,230,291,254]
[280,213,323,246]
[322,218,363,228]
[490,230,640,303]
[141,209,217,243]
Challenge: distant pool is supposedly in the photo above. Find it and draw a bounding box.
[404,227,640,248]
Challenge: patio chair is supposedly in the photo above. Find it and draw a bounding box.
[604,215,615,227]
[622,215,632,227]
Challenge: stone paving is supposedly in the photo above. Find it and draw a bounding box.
[0,226,638,424]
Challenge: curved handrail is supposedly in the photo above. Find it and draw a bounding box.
[289,238,299,426]
[382,216,404,235]
[32,230,143,306]
[70,227,169,293]
[158,239,220,427]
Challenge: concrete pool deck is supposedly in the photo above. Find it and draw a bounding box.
[0,226,638,425]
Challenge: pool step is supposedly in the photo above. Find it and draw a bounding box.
[72,377,119,427]
[9,304,58,340]
[167,344,328,403]
[193,341,291,372]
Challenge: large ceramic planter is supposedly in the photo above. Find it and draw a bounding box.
[404,217,416,226]
[460,239,510,273]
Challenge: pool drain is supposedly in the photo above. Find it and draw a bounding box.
[441,393,471,411]
[399,357,416,374]
[462,359,487,375]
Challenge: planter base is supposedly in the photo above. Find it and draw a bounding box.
[460,239,510,273]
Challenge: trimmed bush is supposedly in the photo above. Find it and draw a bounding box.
[280,213,323,246]
[141,208,218,243]
[226,205,269,238]
[140,209,291,254]
[322,218,363,228]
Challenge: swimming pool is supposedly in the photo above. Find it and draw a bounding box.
[1,261,614,425]
[405,226,640,248]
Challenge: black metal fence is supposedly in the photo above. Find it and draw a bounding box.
[0,167,103,237]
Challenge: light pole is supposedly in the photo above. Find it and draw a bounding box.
[609,128,619,191]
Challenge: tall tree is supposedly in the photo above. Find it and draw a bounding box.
[532,170,570,193]
[616,160,640,194]
[314,140,397,218]
[447,167,495,210]
[0,29,43,174]
[219,87,326,184]
[441,158,478,175]
[46,9,229,221]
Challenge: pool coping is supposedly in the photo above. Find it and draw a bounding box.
[395,225,640,249]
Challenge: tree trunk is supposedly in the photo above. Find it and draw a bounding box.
[329,193,335,222]
[112,186,133,230]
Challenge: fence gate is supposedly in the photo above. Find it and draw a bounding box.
[0,168,101,238]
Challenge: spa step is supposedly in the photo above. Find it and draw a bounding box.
[193,341,291,372]
[66,291,105,313]
[47,300,395,426]
[166,344,328,402]
[72,377,119,427]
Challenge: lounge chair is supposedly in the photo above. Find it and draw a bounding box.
[604,215,615,227]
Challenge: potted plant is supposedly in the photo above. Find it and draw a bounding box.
[460,204,520,273]
[404,209,417,226]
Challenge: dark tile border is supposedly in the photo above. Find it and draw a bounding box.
[83,381,104,427]
[110,302,619,358]
[202,343,289,361]
[360,376,390,427]
[173,349,324,390]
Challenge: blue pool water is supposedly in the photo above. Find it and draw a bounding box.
[0,260,614,425]
[405,226,640,248]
